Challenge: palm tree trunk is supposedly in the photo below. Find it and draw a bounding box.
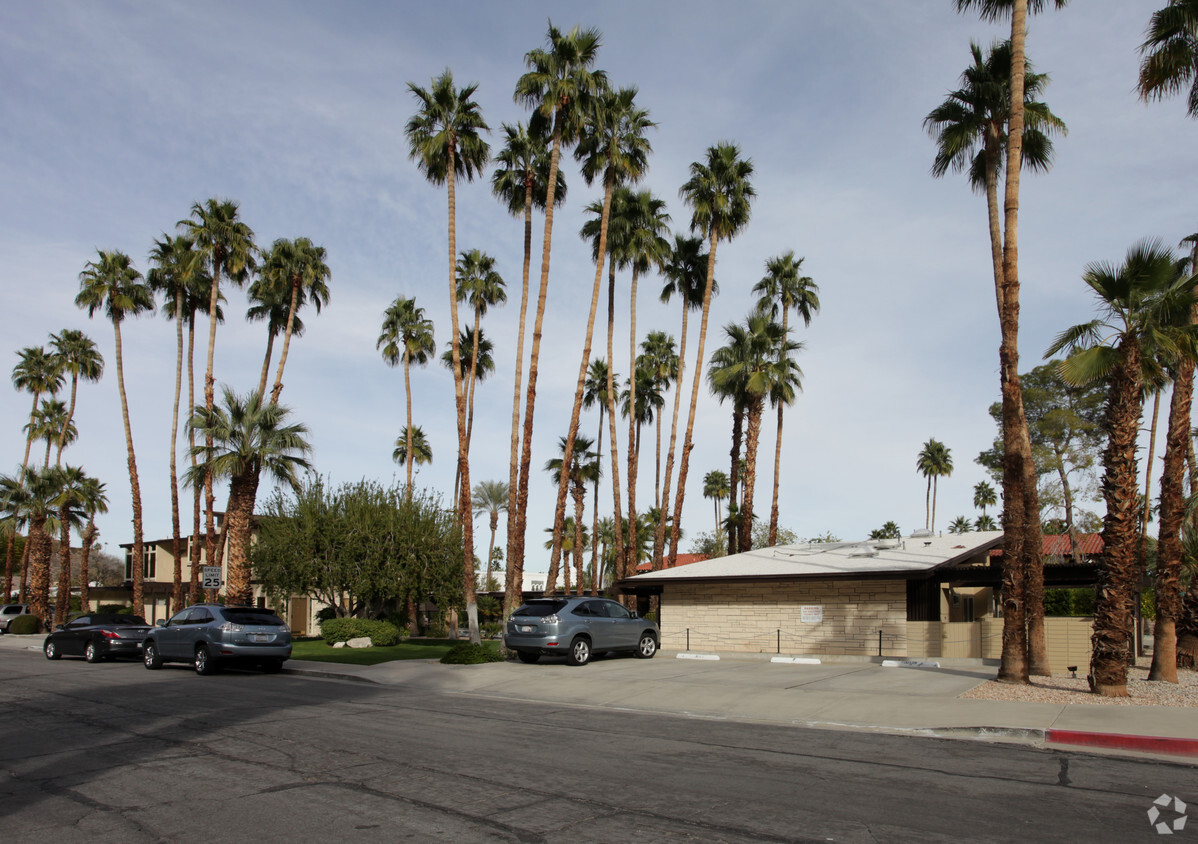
[204,256,222,601]
[1150,365,1192,683]
[56,375,79,466]
[740,397,764,553]
[445,137,480,644]
[223,469,260,606]
[625,267,640,583]
[3,532,15,600]
[257,332,275,400]
[269,280,301,406]
[932,476,939,534]
[654,297,690,569]
[187,312,203,604]
[18,540,31,604]
[1142,390,1162,552]
[466,308,482,459]
[21,391,40,472]
[548,172,615,592]
[590,406,603,589]
[404,348,415,494]
[113,318,145,614]
[654,409,663,513]
[728,406,744,556]
[573,481,586,595]
[80,519,95,611]
[604,253,627,590]
[513,114,564,608]
[28,516,51,630]
[1092,339,1143,696]
[768,400,785,547]
[504,176,535,629]
[55,507,71,626]
[170,290,184,616]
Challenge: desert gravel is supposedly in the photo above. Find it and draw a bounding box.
[961,658,1198,707]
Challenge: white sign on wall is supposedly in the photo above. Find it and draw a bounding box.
[800,604,823,624]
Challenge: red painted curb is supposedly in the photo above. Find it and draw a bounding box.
[1046,729,1198,757]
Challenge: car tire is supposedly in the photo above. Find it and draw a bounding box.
[143,642,162,670]
[635,633,657,659]
[44,639,60,660]
[567,636,591,667]
[194,644,219,675]
[260,659,284,673]
[85,641,103,663]
[517,651,540,664]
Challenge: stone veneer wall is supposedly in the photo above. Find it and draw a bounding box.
[660,580,907,656]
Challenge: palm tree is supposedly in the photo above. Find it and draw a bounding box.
[50,464,89,625]
[594,516,616,590]
[620,362,661,477]
[406,67,490,645]
[392,425,433,469]
[955,0,1069,688]
[670,143,755,566]
[76,249,154,613]
[544,434,600,595]
[703,469,730,541]
[1139,0,1198,117]
[186,388,311,605]
[512,22,605,610]
[916,439,954,532]
[870,521,902,540]
[378,296,435,494]
[246,273,304,399]
[148,232,204,613]
[179,198,256,577]
[638,331,678,512]
[655,235,713,568]
[11,346,64,472]
[975,514,999,531]
[471,480,509,591]
[257,237,331,405]
[27,399,71,468]
[582,358,614,584]
[973,480,998,516]
[74,474,107,613]
[48,329,103,466]
[491,119,568,630]
[3,466,59,629]
[753,252,819,546]
[948,515,974,535]
[454,250,506,472]
[541,518,589,593]
[709,315,800,553]
[1047,238,1195,696]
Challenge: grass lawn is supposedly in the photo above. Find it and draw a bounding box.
[290,637,502,666]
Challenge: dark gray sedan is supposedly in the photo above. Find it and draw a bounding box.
[504,596,659,666]
[142,604,291,675]
[43,614,151,662]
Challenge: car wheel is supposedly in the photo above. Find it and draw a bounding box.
[635,633,658,659]
[567,636,591,667]
[85,641,103,663]
[194,645,219,675]
[517,651,540,664]
[143,642,162,670]
[44,639,60,660]
[260,659,284,673]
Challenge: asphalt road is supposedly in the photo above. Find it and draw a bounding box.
[0,650,1192,843]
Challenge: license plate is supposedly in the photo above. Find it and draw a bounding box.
[250,634,271,643]
[519,625,534,633]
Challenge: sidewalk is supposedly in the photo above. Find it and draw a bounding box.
[6,632,1195,761]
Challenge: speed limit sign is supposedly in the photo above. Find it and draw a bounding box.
[201,566,222,589]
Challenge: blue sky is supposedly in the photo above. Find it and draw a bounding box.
[2,1,1194,567]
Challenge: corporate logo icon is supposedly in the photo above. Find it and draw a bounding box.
[1148,794,1188,835]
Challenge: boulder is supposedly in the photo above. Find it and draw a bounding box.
[332,641,346,649]
[346,636,372,649]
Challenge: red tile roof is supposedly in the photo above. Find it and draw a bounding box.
[635,553,708,573]
[989,533,1102,558]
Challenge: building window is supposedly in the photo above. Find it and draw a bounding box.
[531,581,544,592]
[963,596,975,623]
[124,547,157,580]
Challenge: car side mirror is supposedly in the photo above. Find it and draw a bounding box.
[55,624,65,631]
[155,619,166,628]
[630,611,638,619]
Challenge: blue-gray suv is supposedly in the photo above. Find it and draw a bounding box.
[505,596,659,666]
[142,604,291,675]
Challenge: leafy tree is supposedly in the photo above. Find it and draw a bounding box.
[1139,0,1198,118]
[378,296,435,494]
[76,249,154,612]
[254,478,462,620]
[752,522,797,550]
[916,439,953,533]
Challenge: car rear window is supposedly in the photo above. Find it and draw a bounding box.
[513,601,568,617]
[222,608,285,625]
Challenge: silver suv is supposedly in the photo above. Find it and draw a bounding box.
[0,603,30,633]
[142,604,291,674]
[505,596,659,666]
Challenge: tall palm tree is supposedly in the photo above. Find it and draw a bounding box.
[11,346,64,472]
[973,480,998,516]
[548,84,653,596]
[948,516,974,535]
[1047,238,1194,696]
[582,358,614,583]
[594,515,616,590]
[471,480,509,589]
[753,251,819,546]
[916,438,954,532]
[1139,0,1198,117]
[975,514,999,531]
[544,434,600,595]
[148,232,205,614]
[3,466,59,629]
[76,474,107,613]
[638,331,678,511]
[937,4,1068,682]
[246,273,304,399]
[50,464,89,626]
[392,425,433,469]
[709,315,800,553]
[75,249,154,613]
[406,67,490,645]
[512,22,605,609]
[491,119,568,629]
[48,329,103,465]
[257,237,331,405]
[179,198,256,577]
[27,399,71,468]
[454,249,506,466]
[186,388,311,605]
[440,327,495,383]
[655,234,712,569]
[621,362,662,477]
[703,469,730,542]
[669,143,755,567]
[378,296,435,494]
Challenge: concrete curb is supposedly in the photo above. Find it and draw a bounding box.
[1046,729,1198,757]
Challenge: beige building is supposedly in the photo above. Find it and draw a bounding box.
[623,530,1097,675]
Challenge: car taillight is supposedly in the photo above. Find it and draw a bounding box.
[540,614,560,625]
[277,625,289,634]
[219,622,243,633]
[101,630,120,639]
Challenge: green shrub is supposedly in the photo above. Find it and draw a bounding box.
[8,614,40,635]
[315,606,338,624]
[440,642,503,665]
[319,617,400,647]
[481,621,503,639]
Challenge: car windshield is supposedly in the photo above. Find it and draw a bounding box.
[222,608,285,626]
[513,601,568,617]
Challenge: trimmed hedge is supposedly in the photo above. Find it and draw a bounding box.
[319,617,399,647]
[440,642,504,665]
[8,614,41,635]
